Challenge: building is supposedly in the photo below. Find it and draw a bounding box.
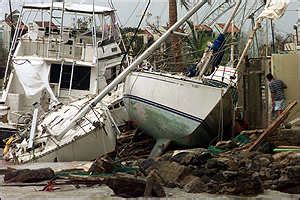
[194,24,213,35]
[0,10,27,51]
[0,20,12,50]
[215,23,240,34]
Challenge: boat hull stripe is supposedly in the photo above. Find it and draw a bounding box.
[124,94,204,123]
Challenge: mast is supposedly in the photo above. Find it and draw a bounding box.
[55,0,209,140]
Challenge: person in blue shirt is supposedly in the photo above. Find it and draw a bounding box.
[266,73,287,117]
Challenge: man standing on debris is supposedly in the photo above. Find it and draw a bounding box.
[266,73,287,117]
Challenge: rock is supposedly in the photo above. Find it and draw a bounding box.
[184,177,207,193]
[222,170,239,180]
[287,165,300,179]
[4,168,55,183]
[258,156,271,167]
[257,141,275,154]
[170,150,211,166]
[215,140,238,150]
[88,156,114,174]
[206,180,221,193]
[138,158,157,174]
[155,161,191,187]
[266,128,300,146]
[104,173,146,198]
[144,169,166,197]
[179,175,199,187]
[206,159,228,170]
[171,152,194,165]
[286,153,300,166]
[105,172,165,198]
[191,152,212,166]
[272,152,292,161]
[191,166,207,177]
[220,173,264,195]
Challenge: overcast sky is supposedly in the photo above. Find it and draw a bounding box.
[1,0,299,34]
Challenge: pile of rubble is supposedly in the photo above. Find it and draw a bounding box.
[138,147,300,196]
[3,136,300,197]
[2,101,300,197]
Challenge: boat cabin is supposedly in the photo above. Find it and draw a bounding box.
[3,2,125,123]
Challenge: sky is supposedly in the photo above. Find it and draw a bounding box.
[0,0,299,34]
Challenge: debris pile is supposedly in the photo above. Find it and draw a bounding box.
[116,130,155,161]
[2,127,300,197]
[1,101,299,197]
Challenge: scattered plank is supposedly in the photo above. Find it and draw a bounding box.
[245,101,297,152]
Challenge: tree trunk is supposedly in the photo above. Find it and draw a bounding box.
[169,0,183,72]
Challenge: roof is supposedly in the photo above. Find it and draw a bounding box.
[194,24,213,32]
[216,23,240,33]
[23,2,114,14]
[4,18,27,30]
[35,21,58,29]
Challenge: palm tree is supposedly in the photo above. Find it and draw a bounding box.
[168,0,184,72]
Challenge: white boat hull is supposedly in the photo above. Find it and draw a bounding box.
[124,72,234,148]
[5,97,116,163]
[16,126,115,163]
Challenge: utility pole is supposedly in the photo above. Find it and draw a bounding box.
[294,24,299,46]
[297,6,300,50]
[8,0,15,48]
[270,20,276,53]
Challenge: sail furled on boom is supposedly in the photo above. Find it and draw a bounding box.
[209,33,226,72]
[257,0,289,21]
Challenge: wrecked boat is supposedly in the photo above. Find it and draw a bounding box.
[2,1,127,162]
[124,0,241,156]
[4,96,117,163]
[124,0,289,156]
[124,68,236,155]
[1,1,127,126]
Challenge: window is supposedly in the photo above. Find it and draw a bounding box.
[50,64,91,90]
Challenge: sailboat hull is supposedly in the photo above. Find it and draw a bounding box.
[4,97,117,163]
[124,72,233,147]
[16,126,115,163]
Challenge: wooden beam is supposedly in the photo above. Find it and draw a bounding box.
[245,100,297,152]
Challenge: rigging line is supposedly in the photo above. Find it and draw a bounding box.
[120,0,152,66]
[152,44,235,67]
[108,0,122,27]
[200,0,219,23]
[239,0,248,30]
[123,1,142,27]
[240,0,261,26]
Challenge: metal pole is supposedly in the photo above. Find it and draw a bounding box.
[57,61,64,97]
[234,22,261,76]
[28,103,39,150]
[198,0,241,78]
[68,61,75,96]
[222,0,241,33]
[55,0,208,140]
[2,7,23,91]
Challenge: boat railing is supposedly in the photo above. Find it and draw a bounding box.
[15,39,95,63]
